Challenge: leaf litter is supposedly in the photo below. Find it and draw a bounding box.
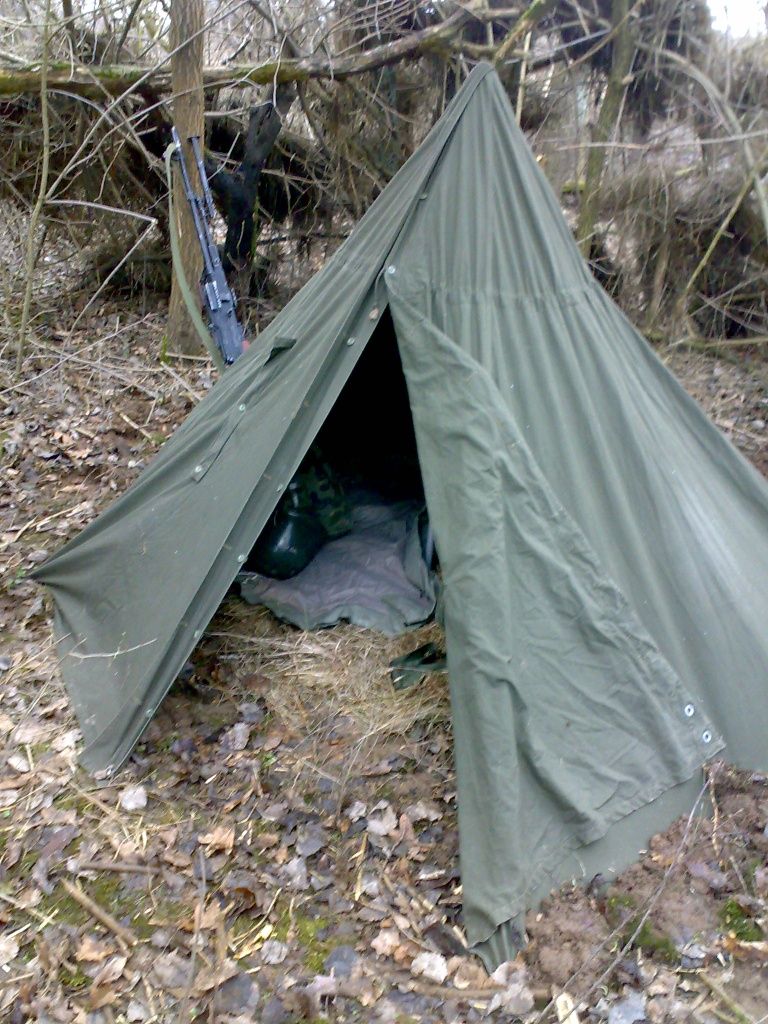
[0,312,767,1021]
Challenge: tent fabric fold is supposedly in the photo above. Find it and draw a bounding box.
[34,63,768,969]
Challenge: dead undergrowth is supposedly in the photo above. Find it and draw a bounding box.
[0,314,767,1022]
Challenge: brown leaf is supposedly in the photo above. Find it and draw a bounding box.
[76,935,116,963]
[192,957,239,995]
[199,825,235,855]
[220,722,251,752]
[162,849,192,869]
[152,951,190,993]
[0,935,19,967]
[262,730,283,752]
[371,928,400,957]
[92,954,127,987]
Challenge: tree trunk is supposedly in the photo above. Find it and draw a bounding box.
[168,0,204,355]
[576,0,634,259]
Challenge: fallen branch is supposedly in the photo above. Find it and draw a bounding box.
[0,5,481,97]
[60,877,137,947]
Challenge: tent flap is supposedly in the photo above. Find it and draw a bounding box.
[388,288,721,956]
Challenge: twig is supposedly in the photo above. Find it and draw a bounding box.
[532,779,708,1023]
[59,877,137,947]
[115,0,144,56]
[0,890,59,928]
[707,761,724,863]
[160,362,202,402]
[699,974,757,1024]
[0,973,35,988]
[4,502,89,548]
[76,860,160,875]
[494,0,558,66]
[118,410,156,443]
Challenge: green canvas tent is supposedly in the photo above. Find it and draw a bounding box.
[33,63,768,969]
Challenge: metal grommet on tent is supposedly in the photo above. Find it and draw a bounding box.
[386,265,396,275]
[684,703,695,717]
[236,553,247,563]
[194,465,203,474]
[346,337,356,346]
[702,730,713,744]
[238,403,246,412]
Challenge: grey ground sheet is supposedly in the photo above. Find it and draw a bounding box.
[238,499,436,634]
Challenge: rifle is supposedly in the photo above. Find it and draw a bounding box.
[170,128,244,366]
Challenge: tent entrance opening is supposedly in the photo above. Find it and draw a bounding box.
[238,309,437,633]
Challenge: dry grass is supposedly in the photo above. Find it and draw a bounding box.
[204,597,451,785]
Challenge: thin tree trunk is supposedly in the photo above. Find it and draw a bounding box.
[576,0,633,259]
[16,0,52,374]
[167,0,204,355]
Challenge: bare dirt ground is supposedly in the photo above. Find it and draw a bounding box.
[0,312,767,1023]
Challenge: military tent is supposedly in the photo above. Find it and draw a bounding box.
[33,63,768,969]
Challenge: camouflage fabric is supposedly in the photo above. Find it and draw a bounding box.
[290,451,352,539]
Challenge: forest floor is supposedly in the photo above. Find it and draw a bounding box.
[0,308,767,1024]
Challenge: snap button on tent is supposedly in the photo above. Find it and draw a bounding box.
[684,703,695,717]
[702,730,713,744]
[194,465,203,474]
[238,403,246,412]
[346,337,356,346]
[236,553,247,563]
[386,265,397,275]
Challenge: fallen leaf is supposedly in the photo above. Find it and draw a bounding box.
[126,1000,149,1022]
[411,951,449,984]
[556,991,581,1024]
[346,800,367,822]
[608,990,647,1024]
[220,722,251,752]
[366,803,398,838]
[452,958,491,990]
[7,753,30,774]
[92,954,127,987]
[280,855,309,890]
[303,974,338,1016]
[76,934,116,963]
[371,928,400,957]
[152,951,190,992]
[192,957,239,995]
[120,784,147,812]
[296,824,327,858]
[262,730,283,752]
[51,728,79,752]
[261,939,289,965]
[404,801,442,823]
[0,935,19,966]
[199,825,235,855]
[488,961,535,1015]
